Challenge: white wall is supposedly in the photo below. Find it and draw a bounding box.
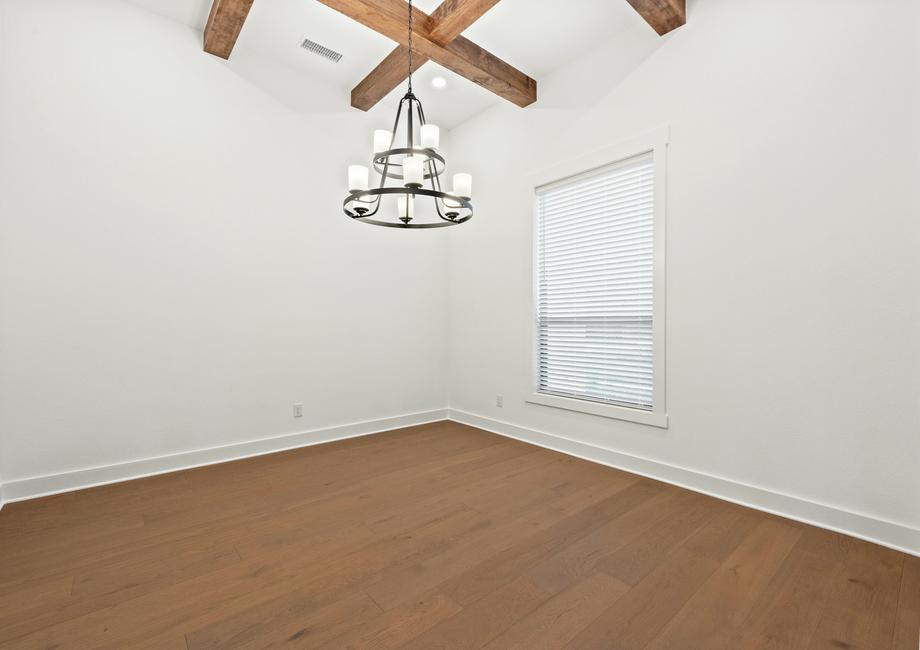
[0,0,449,486]
[447,0,920,546]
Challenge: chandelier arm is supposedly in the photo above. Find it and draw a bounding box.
[406,96,414,151]
[431,176,464,223]
[387,97,404,151]
[352,189,383,218]
[416,96,426,126]
[415,98,454,222]
[416,103,433,181]
[415,100,445,198]
[427,158,441,192]
[416,97,427,125]
[416,99,429,179]
[425,155,452,221]
[359,200,382,218]
[433,194,450,221]
[376,98,406,188]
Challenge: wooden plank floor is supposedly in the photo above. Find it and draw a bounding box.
[0,420,916,649]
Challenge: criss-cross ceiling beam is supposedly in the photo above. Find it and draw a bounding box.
[626,0,686,36]
[203,0,254,59]
[317,0,535,110]
[351,0,500,110]
[202,0,685,111]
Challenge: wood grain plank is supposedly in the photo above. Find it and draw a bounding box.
[646,517,803,649]
[428,0,500,44]
[351,46,426,112]
[733,547,842,650]
[625,0,686,36]
[808,540,904,649]
[361,477,635,610]
[0,507,481,648]
[437,479,658,607]
[795,526,856,565]
[318,589,461,649]
[184,508,487,649]
[399,575,549,649]
[125,632,190,650]
[527,488,689,593]
[0,527,369,646]
[187,591,382,649]
[482,572,630,650]
[203,0,254,59]
[599,489,725,586]
[893,555,920,650]
[71,538,240,599]
[0,575,73,625]
[679,503,765,562]
[565,547,721,649]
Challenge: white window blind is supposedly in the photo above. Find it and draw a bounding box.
[535,151,655,410]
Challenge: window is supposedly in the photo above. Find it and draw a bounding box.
[529,132,667,427]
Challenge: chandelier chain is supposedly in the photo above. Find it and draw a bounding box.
[407,0,413,93]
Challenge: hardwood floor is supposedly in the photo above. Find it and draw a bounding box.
[0,420,916,649]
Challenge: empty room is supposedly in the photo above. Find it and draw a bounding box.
[0,0,918,647]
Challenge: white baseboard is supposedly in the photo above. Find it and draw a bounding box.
[448,408,920,557]
[2,409,449,504]
[4,406,916,557]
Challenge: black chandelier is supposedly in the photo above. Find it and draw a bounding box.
[343,0,472,228]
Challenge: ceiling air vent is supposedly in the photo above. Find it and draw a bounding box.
[300,38,343,63]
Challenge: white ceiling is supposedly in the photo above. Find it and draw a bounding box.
[125,0,652,127]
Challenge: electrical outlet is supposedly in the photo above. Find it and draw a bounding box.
[496,394,503,408]
[293,402,303,418]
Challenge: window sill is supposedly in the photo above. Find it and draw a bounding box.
[526,393,669,429]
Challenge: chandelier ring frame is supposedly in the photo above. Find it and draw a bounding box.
[344,186,472,229]
[372,147,446,180]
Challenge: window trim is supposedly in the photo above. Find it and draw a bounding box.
[526,127,669,429]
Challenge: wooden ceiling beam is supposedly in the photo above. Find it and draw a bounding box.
[625,0,685,36]
[203,0,255,59]
[317,0,534,111]
[352,46,420,111]
[428,0,502,46]
[202,0,682,109]
[352,0,501,111]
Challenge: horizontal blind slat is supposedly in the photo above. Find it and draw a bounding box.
[536,153,655,410]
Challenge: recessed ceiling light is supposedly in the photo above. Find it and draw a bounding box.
[431,76,447,89]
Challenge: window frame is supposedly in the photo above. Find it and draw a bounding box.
[526,127,669,428]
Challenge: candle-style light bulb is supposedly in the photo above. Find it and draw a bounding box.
[373,130,391,154]
[453,173,472,199]
[397,195,414,222]
[403,156,424,187]
[348,165,369,192]
[420,124,440,150]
